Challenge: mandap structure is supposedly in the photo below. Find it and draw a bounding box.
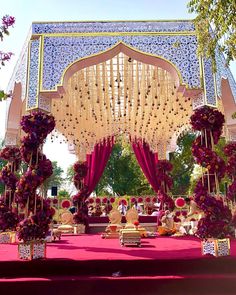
[3,20,236,220]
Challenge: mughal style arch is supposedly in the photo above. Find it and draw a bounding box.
[5,20,236,158]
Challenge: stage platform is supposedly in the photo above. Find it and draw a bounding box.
[87,215,158,233]
[1,234,236,295]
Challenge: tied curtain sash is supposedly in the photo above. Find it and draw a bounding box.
[132,139,159,193]
[84,138,114,198]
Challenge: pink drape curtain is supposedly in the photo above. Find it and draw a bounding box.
[84,137,114,197]
[132,139,159,193]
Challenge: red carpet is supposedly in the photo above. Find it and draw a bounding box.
[1,234,236,294]
[0,234,208,261]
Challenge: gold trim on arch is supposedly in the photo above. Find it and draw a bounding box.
[25,41,32,110]
[201,57,218,108]
[32,31,196,39]
[26,37,43,111]
[39,40,189,93]
[32,19,195,24]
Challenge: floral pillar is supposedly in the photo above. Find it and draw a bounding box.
[190,106,234,239]
[15,112,55,243]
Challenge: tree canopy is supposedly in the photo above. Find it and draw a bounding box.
[95,142,154,196]
[41,161,64,198]
[188,0,236,70]
[170,132,196,195]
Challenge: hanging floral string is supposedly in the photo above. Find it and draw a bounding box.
[72,161,89,225]
[224,142,236,201]
[190,106,234,239]
[156,160,175,211]
[15,111,55,242]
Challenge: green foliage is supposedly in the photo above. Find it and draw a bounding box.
[58,189,70,200]
[170,132,196,195]
[96,142,154,196]
[188,0,236,70]
[41,161,64,198]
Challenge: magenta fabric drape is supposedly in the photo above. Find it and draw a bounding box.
[132,139,159,193]
[84,137,114,197]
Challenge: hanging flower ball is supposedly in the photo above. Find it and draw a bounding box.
[130,197,136,203]
[50,207,56,217]
[145,197,151,203]
[152,197,157,203]
[61,199,71,209]
[138,197,143,203]
[52,198,58,205]
[175,211,181,217]
[181,210,188,217]
[102,197,108,204]
[175,197,186,208]
[110,197,115,203]
[95,198,101,204]
[88,198,94,204]
[118,199,127,205]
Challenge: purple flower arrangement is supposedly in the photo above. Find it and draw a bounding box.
[17,197,55,242]
[0,147,21,206]
[155,160,175,211]
[0,198,18,232]
[224,142,236,201]
[73,161,88,190]
[16,112,55,241]
[190,106,234,239]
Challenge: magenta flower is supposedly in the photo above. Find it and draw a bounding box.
[2,15,15,28]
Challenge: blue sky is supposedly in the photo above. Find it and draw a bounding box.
[0,0,235,172]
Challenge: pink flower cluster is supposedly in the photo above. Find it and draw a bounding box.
[2,15,15,28]
[0,198,18,231]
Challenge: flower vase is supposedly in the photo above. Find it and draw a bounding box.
[201,238,230,257]
[18,240,46,260]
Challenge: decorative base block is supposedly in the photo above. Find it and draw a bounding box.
[0,232,16,244]
[18,240,46,260]
[201,238,230,257]
[120,229,141,247]
[74,224,85,234]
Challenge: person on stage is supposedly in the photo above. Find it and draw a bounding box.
[104,200,113,215]
[158,210,176,236]
[118,200,127,215]
[132,200,143,215]
[185,197,203,234]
